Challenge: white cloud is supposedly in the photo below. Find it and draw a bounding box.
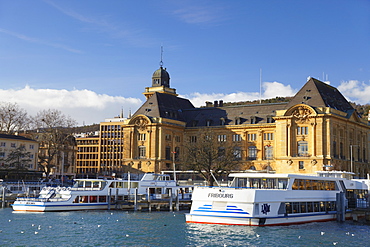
[0,86,142,126]
[337,80,370,104]
[182,81,296,107]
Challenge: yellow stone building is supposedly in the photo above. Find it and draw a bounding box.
[76,66,370,178]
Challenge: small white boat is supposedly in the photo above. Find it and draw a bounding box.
[12,173,188,212]
[185,171,369,226]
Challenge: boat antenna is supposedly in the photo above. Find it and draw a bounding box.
[210,170,221,187]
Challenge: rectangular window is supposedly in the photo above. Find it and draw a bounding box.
[248,146,257,160]
[165,146,171,160]
[0,142,5,147]
[138,133,146,141]
[298,141,308,156]
[248,133,257,141]
[189,136,197,143]
[297,126,308,135]
[234,147,242,160]
[264,145,273,159]
[165,134,171,141]
[217,135,227,142]
[29,144,34,149]
[263,133,274,140]
[232,134,242,142]
[138,146,146,158]
[175,135,181,142]
[299,161,304,170]
[11,143,16,148]
[0,152,5,158]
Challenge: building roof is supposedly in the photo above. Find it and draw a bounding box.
[132,92,195,121]
[286,77,354,114]
[134,75,357,127]
[0,133,37,142]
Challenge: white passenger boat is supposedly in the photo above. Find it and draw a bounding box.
[12,173,187,212]
[185,171,369,226]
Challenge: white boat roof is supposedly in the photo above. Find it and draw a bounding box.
[229,172,350,180]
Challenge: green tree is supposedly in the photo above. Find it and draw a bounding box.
[181,128,242,186]
[2,146,32,170]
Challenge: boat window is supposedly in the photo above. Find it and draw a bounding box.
[89,196,97,203]
[292,202,300,213]
[237,178,248,188]
[313,202,320,212]
[305,180,312,190]
[73,196,79,203]
[80,196,88,203]
[85,181,92,188]
[124,182,139,189]
[93,181,100,188]
[298,180,305,190]
[278,179,288,189]
[307,202,313,212]
[250,178,261,189]
[99,196,107,202]
[76,181,84,188]
[283,201,337,215]
[116,182,123,188]
[285,203,292,214]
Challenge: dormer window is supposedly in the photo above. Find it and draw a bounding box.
[250,116,257,124]
[220,117,226,126]
[206,119,212,126]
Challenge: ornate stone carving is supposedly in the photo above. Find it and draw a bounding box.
[292,106,311,123]
[134,117,148,130]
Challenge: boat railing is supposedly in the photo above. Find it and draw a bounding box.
[15,197,69,202]
[70,187,103,191]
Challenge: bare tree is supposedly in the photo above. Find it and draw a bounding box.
[30,109,77,178]
[181,128,242,186]
[0,102,29,134]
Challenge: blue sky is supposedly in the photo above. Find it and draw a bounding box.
[0,0,369,126]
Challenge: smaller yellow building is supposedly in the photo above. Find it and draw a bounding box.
[0,134,40,180]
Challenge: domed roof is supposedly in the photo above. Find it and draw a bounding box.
[152,66,170,80]
[152,66,170,87]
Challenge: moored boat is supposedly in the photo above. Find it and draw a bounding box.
[185,171,369,226]
[12,173,190,212]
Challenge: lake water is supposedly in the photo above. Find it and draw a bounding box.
[1,208,370,246]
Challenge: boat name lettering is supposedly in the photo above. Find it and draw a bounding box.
[208,193,233,198]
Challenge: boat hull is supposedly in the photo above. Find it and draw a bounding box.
[12,202,109,212]
[185,213,340,226]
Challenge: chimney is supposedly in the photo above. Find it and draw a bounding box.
[214,100,218,107]
[205,101,213,107]
[219,100,223,107]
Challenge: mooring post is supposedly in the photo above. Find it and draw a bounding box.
[134,188,138,211]
[169,188,173,212]
[147,188,151,212]
[176,188,180,211]
[108,188,111,210]
[336,192,345,222]
[1,186,5,208]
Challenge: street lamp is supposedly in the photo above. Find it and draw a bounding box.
[350,145,359,175]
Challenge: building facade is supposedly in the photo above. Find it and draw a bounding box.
[76,66,370,178]
[0,134,40,180]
